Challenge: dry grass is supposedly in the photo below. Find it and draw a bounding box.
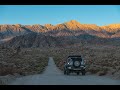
[0,47,49,76]
[49,44,120,77]
[1,44,120,79]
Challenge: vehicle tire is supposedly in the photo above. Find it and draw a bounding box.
[76,72,80,75]
[66,70,70,75]
[64,70,66,75]
[73,60,81,68]
[81,69,86,75]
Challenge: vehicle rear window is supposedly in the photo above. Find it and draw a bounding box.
[71,58,82,61]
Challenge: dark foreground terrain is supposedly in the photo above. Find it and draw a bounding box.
[8,57,120,85]
[0,44,120,85]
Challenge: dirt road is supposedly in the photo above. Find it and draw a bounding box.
[8,57,120,85]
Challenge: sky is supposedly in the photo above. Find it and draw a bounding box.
[0,5,120,26]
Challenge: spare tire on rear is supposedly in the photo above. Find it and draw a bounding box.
[73,60,81,68]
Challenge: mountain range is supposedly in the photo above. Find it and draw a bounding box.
[1,20,120,48]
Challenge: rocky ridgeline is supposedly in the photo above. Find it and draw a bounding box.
[1,20,120,39]
[0,20,120,48]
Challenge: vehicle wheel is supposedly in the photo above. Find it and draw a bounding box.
[81,69,86,75]
[64,70,66,75]
[66,70,70,75]
[76,72,80,75]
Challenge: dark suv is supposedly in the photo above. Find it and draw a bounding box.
[64,55,86,75]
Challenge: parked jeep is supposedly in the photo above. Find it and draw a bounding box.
[64,55,86,75]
